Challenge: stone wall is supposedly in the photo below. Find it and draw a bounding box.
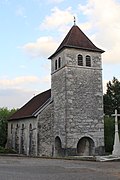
[51,48,104,156]
[7,117,38,156]
[65,65,104,155]
[51,66,67,149]
[37,102,54,157]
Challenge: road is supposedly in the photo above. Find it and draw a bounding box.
[0,156,120,180]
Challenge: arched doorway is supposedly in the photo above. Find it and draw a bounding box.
[77,137,94,156]
[55,136,62,157]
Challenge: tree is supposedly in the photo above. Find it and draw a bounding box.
[103,77,120,153]
[0,107,17,147]
[104,116,115,153]
[103,77,120,115]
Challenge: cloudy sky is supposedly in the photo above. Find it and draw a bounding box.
[0,0,120,109]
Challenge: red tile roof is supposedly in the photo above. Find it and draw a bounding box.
[49,25,104,59]
[9,89,51,120]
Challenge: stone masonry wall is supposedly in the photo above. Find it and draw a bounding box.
[37,103,54,157]
[7,117,37,156]
[51,65,67,148]
[65,49,104,154]
[51,48,104,155]
[66,67,104,144]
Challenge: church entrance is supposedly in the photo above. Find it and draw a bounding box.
[55,136,63,157]
[77,137,94,156]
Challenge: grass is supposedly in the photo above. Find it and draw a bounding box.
[0,146,17,154]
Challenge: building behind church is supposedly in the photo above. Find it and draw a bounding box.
[7,23,105,157]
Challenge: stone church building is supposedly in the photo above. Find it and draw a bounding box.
[7,23,105,157]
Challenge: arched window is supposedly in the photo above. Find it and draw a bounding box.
[29,123,32,131]
[55,59,57,70]
[58,57,61,68]
[11,124,13,134]
[16,124,19,129]
[29,123,33,155]
[21,124,25,154]
[22,124,24,130]
[86,55,91,67]
[78,54,83,66]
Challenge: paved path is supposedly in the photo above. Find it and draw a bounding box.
[0,156,120,180]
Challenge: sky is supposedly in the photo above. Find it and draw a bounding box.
[0,0,120,109]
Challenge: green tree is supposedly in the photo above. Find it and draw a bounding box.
[103,77,120,153]
[0,107,17,147]
[104,116,115,153]
[103,77,120,115]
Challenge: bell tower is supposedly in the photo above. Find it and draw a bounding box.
[49,24,105,156]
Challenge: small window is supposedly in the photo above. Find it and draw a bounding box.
[86,55,91,67]
[78,54,83,66]
[55,60,57,70]
[29,123,32,131]
[58,57,61,68]
[16,124,19,128]
[11,124,13,134]
[22,124,24,130]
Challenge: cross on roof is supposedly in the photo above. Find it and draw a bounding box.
[74,16,76,26]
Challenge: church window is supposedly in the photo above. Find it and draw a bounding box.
[22,124,24,130]
[55,59,57,70]
[11,124,13,134]
[78,54,83,66]
[29,123,33,155]
[86,55,91,67]
[58,57,61,68]
[29,123,32,131]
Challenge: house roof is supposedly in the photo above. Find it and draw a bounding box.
[49,25,104,59]
[9,89,51,120]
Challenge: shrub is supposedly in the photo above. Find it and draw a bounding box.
[104,116,115,153]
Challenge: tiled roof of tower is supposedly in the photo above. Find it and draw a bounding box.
[49,25,104,59]
[9,89,51,120]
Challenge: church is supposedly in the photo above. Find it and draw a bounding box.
[7,22,105,157]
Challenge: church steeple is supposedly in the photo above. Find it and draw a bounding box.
[49,25,104,59]
[51,23,104,156]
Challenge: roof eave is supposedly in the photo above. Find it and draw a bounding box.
[32,97,52,116]
[48,46,105,59]
[8,115,36,121]
[8,97,52,121]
